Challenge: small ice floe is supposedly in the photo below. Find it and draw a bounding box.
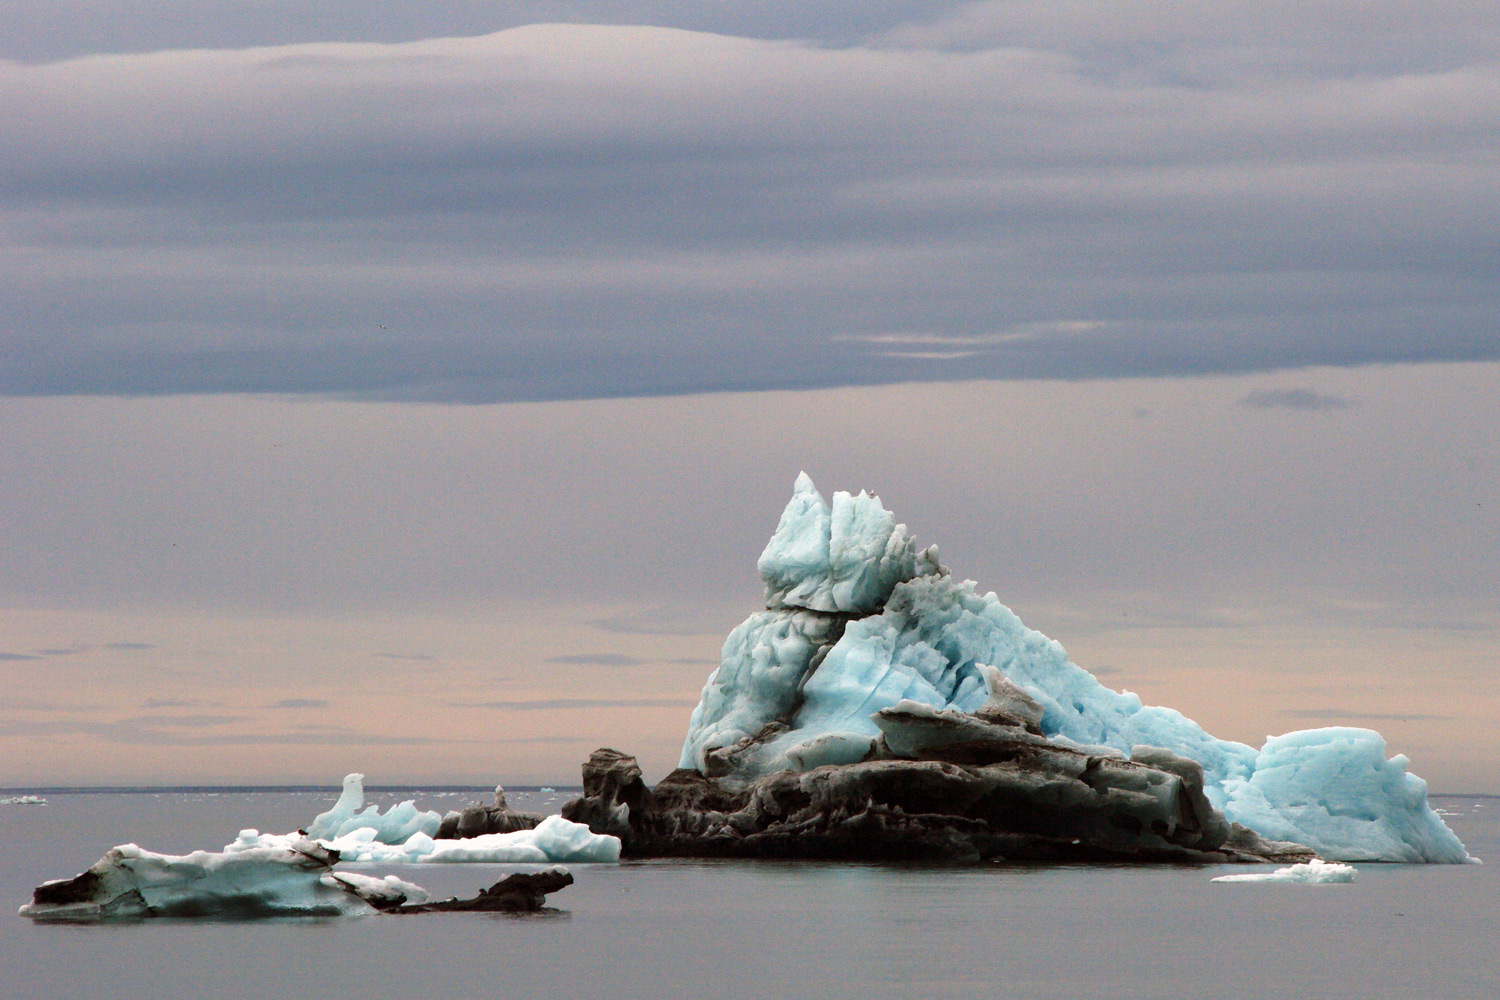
[225,773,622,864]
[1,795,47,805]
[304,773,443,844]
[230,814,620,864]
[1212,859,1357,884]
[19,839,427,922]
[20,842,577,922]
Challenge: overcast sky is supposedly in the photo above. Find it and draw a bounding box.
[3,1,1497,400]
[1,2,1495,790]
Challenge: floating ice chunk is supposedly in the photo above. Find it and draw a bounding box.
[231,814,621,865]
[230,775,619,864]
[1220,728,1470,864]
[305,773,441,844]
[1212,859,1357,883]
[19,839,413,921]
[0,795,46,804]
[419,815,621,864]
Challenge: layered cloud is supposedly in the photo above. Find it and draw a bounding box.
[1,2,1496,399]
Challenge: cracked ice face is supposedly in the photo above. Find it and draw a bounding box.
[757,471,933,615]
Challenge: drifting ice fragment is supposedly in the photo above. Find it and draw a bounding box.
[228,783,622,864]
[19,839,427,922]
[1212,859,1357,883]
[289,814,620,864]
[305,773,442,844]
[681,475,1472,863]
[0,795,46,804]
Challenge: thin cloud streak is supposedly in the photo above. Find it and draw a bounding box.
[1278,709,1455,722]
[465,698,699,711]
[545,654,644,666]
[1240,388,1355,411]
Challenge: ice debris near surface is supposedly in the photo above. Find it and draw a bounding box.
[680,474,1472,863]
[305,773,442,844]
[1,795,46,804]
[227,776,622,863]
[19,839,428,921]
[229,813,622,864]
[1213,859,1357,884]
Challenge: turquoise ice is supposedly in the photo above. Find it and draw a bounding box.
[681,475,1472,863]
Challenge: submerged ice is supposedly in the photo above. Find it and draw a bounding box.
[681,475,1471,863]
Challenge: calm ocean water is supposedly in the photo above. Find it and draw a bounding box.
[2,788,1495,999]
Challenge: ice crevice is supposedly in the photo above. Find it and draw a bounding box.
[679,474,1472,864]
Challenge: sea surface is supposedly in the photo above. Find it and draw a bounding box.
[1,787,1495,999]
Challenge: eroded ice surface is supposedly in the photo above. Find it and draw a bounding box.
[1213,859,1357,884]
[305,773,442,843]
[19,840,428,922]
[681,475,1472,863]
[0,795,46,804]
[758,472,940,615]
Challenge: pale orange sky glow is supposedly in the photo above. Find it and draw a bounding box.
[2,362,1495,791]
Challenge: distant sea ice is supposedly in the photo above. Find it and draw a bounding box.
[229,774,622,864]
[1212,859,1357,884]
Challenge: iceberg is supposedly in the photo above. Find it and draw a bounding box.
[305,773,442,843]
[1,795,46,804]
[679,475,1471,863]
[19,839,427,922]
[1213,859,1357,884]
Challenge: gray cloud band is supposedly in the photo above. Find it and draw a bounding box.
[1,4,1496,400]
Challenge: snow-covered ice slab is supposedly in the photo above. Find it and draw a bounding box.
[19,840,428,922]
[681,475,1473,863]
[305,773,442,843]
[1,795,46,804]
[231,814,621,864]
[228,777,622,864]
[1213,859,1357,884]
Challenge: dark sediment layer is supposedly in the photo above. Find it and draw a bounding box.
[562,719,1315,865]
